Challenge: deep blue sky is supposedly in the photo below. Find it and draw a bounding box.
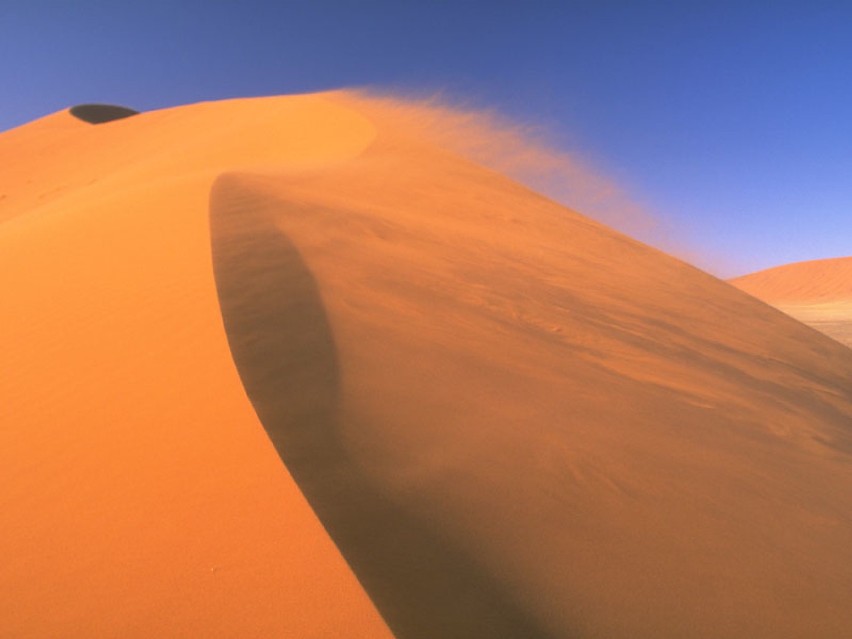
[3,1,850,276]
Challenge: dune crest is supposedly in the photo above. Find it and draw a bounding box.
[343,89,661,239]
[732,256,852,303]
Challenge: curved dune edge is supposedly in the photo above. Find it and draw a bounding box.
[210,173,548,639]
[0,94,390,638]
[731,257,852,347]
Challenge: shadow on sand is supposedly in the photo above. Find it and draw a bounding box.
[209,173,554,639]
[69,104,139,124]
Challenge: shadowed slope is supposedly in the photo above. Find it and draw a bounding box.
[206,94,852,636]
[732,257,852,347]
[69,103,139,124]
[210,174,551,639]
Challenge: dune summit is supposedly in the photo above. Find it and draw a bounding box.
[732,257,852,347]
[1,92,852,638]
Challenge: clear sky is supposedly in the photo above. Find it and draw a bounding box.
[2,1,850,276]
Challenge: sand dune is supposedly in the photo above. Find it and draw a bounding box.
[2,92,852,638]
[732,257,852,347]
[0,96,389,638]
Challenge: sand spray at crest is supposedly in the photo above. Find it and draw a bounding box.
[339,88,731,276]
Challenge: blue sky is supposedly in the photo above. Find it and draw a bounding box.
[2,1,850,276]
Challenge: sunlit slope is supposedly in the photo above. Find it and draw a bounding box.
[0,96,391,638]
[732,257,852,347]
[0,94,376,224]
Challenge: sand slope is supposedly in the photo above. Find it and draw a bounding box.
[2,93,852,638]
[0,97,390,638]
[732,257,852,347]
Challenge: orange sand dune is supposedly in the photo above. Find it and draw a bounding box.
[731,256,852,303]
[2,93,852,638]
[732,257,852,347]
[0,96,389,638]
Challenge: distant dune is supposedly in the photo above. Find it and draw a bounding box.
[2,92,851,638]
[731,256,852,303]
[732,257,852,347]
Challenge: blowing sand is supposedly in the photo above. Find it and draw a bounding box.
[2,92,851,638]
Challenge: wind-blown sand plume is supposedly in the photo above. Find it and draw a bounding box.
[2,91,852,638]
[341,89,661,240]
[732,257,852,347]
